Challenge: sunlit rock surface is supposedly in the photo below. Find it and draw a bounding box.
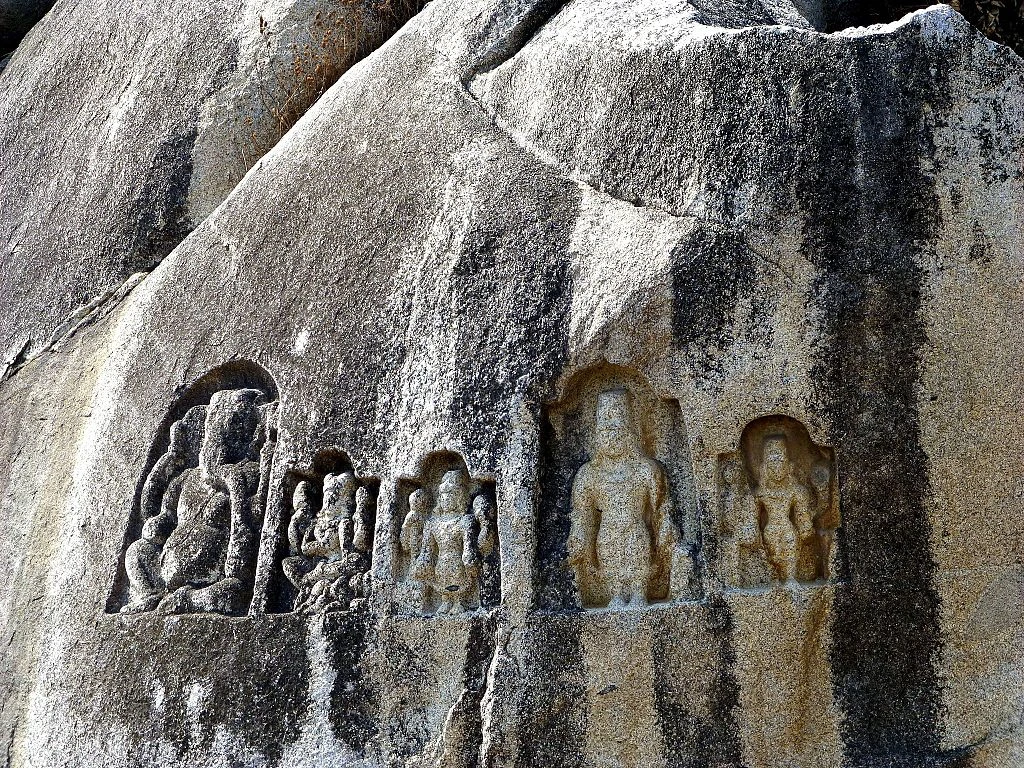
[0,0,1021,766]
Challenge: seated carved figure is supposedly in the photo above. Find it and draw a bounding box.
[754,436,814,582]
[569,389,682,609]
[283,471,373,614]
[121,388,275,615]
[401,469,486,615]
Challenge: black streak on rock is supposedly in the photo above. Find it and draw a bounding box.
[95,616,309,764]
[801,35,957,767]
[329,610,378,755]
[438,614,498,768]
[671,229,757,382]
[449,178,578,462]
[654,602,744,768]
[535,406,583,611]
[124,129,198,271]
[514,617,587,768]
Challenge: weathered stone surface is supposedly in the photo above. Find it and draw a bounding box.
[0,0,422,374]
[0,0,1022,766]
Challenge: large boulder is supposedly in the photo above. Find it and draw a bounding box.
[0,0,423,375]
[0,0,1022,766]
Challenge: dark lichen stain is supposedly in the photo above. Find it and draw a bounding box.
[328,610,377,755]
[671,228,764,383]
[654,601,744,768]
[437,614,498,768]
[125,129,198,271]
[446,172,579,465]
[535,406,584,611]
[799,34,965,768]
[88,615,309,764]
[514,617,587,768]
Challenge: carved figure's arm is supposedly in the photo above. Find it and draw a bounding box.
[302,519,331,558]
[400,511,424,555]
[410,522,436,581]
[461,513,479,568]
[476,498,496,557]
[289,481,315,556]
[153,472,186,532]
[140,450,184,522]
[223,463,260,582]
[739,492,763,547]
[353,486,373,553]
[793,488,814,540]
[569,469,596,566]
[652,468,679,550]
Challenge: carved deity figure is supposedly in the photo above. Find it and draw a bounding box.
[121,388,276,615]
[569,389,681,608]
[754,436,814,582]
[400,468,495,615]
[282,471,374,613]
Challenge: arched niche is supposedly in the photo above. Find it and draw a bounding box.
[537,362,699,610]
[716,414,840,588]
[392,450,499,616]
[106,360,279,615]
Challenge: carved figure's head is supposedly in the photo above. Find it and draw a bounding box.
[199,388,267,476]
[762,436,791,483]
[409,488,430,518]
[595,389,637,459]
[437,469,470,516]
[323,471,358,519]
[472,492,493,520]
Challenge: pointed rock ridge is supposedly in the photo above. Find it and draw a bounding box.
[0,0,1021,765]
[0,0,426,374]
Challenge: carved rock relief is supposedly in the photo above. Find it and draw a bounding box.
[280,457,377,615]
[541,364,699,611]
[395,452,499,616]
[116,383,279,616]
[716,415,839,588]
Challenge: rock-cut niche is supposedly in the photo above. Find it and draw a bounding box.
[394,451,500,616]
[107,361,279,616]
[274,450,378,615]
[537,364,699,611]
[715,415,839,588]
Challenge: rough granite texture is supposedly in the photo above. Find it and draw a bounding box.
[0,0,422,373]
[0,0,1022,767]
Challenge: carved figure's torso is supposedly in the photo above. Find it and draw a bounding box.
[575,455,661,590]
[161,468,231,592]
[432,513,469,592]
[756,480,810,580]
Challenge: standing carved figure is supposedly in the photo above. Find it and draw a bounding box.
[121,388,277,615]
[569,389,681,608]
[283,470,374,613]
[754,436,814,582]
[401,468,489,615]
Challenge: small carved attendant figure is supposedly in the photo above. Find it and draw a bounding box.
[569,389,681,609]
[754,436,814,582]
[400,488,430,566]
[283,470,374,613]
[122,514,175,613]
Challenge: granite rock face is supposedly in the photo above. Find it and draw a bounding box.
[0,0,1023,767]
[0,0,422,375]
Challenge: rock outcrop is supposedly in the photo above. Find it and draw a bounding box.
[0,0,423,375]
[0,0,1022,766]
